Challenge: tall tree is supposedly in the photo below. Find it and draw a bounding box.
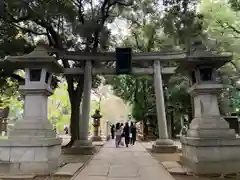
[2,0,132,146]
[0,19,34,109]
[162,0,203,51]
[106,0,192,123]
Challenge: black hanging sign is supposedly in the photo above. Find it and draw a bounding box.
[115,48,132,74]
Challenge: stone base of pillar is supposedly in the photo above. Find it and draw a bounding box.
[0,117,62,175]
[0,138,61,175]
[152,139,178,153]
[187,116,236,138]
[146,135,158,140]
[181,136,240,175]
[91,136,102,142]
[63,140,96,155]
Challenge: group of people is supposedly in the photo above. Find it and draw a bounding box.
[110,122,137,148]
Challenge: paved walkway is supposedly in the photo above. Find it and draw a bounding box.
[73,140,175,180]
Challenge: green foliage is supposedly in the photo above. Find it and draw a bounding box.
[0,19,33,108]
[106,0,192,122]
[0,20,33,58]
[162,0,204,50]
[105,74,154,121]
[229,0,240,11]
[2,0,134,141]
[198,0,240,113]
[132,101,147,121]
[2,0,240,135]
[48,82,70,129]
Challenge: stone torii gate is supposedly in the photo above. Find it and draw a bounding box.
[0,41,182,174]
[0,39,238,176]
[50,47,184,153]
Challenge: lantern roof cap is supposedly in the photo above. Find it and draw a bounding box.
[188,37,232,60]
[7,40,55,62]
[177,36,232,72]
[6,40,62,73]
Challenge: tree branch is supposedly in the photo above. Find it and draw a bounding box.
[230,61,240,73]
[146,26,156,52]
[77,0,85,23]
[0,71,24,83]
[3,13,32,23]
[132,31,144,52]
[12,23,47,35]
[216,20,240,35]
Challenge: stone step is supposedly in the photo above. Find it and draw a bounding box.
[0,175,35,179]
[161,161,191,175]
[54,163,84,176]
[162,161,182,169]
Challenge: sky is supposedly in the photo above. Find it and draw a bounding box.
[107,18,130,40]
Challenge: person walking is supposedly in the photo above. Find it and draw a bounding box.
[64,124,68,135]
[130,122,137,145]
[130,122,133,144]
[110,124,115,139]
[115,123,122,147]
[123,122,130,147]
[119,123,124,146]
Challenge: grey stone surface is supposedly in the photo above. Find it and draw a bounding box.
[168,167,187,175]
[75,177,107,180]
[91,136,102,142]
[153,60,169,140]
[80,165,109,176]
[0,78,61,175]
[138,166,175,180]
[181,67,240,175]
[80,60,92,141]
[162,161,181,169]
[63,145,96,155]
[152,144,178,153]
[73,140,176,180]
[54,163,83,176]
[108,165,138,178]
[181,138,240,175]
[0,175,35,179]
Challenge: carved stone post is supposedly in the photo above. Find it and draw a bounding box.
[179,39,240,175]
[1,41,62,175]
[91,110,102,141]
[152,60,177,153]
[105,120,110,141]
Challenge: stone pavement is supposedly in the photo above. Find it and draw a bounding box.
[141,140,182,151]
[72,140,175,180]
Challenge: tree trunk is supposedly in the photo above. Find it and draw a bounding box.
[64,97,81,147]
[65,76,84,148]
[70,99,81,139]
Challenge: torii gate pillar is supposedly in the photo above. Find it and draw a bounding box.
[152,60,177,153]
[71,60,95,153]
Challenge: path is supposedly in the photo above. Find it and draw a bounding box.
[73,140,175,180]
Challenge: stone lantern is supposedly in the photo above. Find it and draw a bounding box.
[178,38,240,175]
[0,41,62,175]
[91,109,102,141]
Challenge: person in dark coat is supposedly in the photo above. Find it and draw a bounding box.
[123,122,130,147]
[110,124,115,139]
[130,122,137,145]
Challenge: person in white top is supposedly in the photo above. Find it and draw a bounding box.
[115,122,122,147]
